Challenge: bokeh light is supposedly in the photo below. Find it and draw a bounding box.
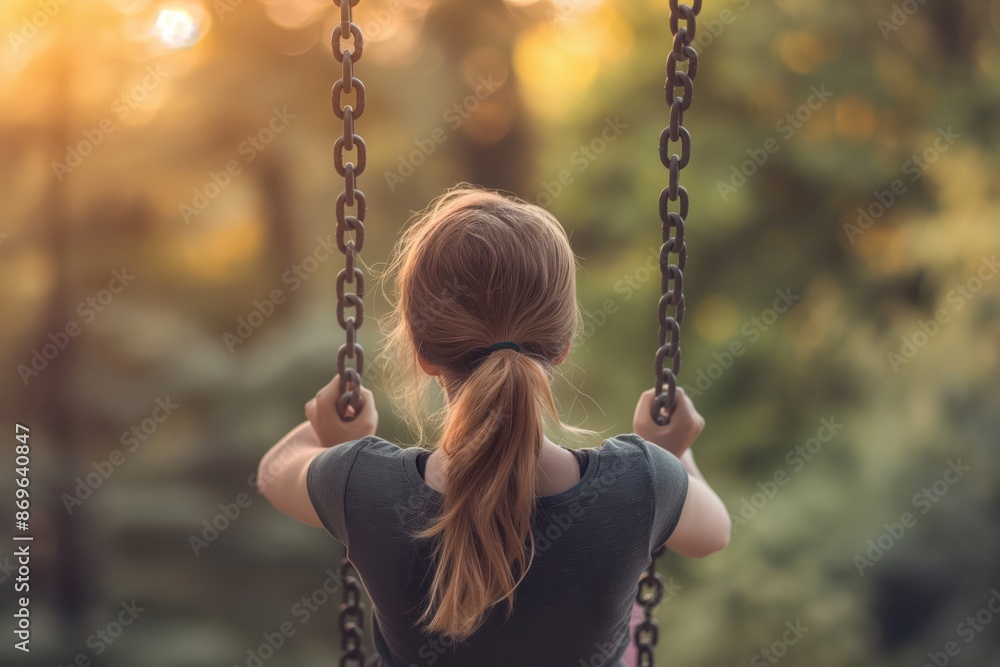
[153,4,207,49]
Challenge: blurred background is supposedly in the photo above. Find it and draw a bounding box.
[1,0,999,665]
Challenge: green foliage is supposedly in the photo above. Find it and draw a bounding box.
[0,0,998,665]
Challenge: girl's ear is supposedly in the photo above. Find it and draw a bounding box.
[417,353,442,377]
[554,344,571,366]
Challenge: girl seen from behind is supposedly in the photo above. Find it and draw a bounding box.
[258,187,731,667]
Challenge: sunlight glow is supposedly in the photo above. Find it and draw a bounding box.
[108,0,151,13]
[264,0,325,30]
[153,5,205,49]
[514,23,599,118]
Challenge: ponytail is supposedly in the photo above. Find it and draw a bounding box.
[417,348,557,639]
[380,186,581,640]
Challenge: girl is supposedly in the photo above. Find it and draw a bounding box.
[258,188,731,667]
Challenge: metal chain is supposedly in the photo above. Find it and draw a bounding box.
[338,559,366,666]
[333,1,367,665]
[651,0,701,428]
[635,545,666,667]
[332,0,367,423]
[638,2,702,667]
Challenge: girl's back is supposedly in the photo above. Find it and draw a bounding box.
[309,435,687,667]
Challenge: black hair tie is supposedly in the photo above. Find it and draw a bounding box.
[487,341,521,354]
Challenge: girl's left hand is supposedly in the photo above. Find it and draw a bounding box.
[305,375,378,446]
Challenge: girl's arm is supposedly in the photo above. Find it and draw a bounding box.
[258,421,327,527]
[634,388,731,558]
[257,379,377,526]
[667,450,731,557]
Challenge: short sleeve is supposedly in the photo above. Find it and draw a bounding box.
[306,437,373,546]
[629,437,689,551]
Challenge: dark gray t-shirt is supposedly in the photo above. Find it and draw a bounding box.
[307,434,688,667]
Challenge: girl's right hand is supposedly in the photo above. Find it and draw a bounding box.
[305,375,378,447]
[632,387,705,457]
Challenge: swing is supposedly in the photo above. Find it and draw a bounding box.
[324,1,704,664]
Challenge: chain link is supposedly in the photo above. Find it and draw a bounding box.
[639,3,702,666]
[651,0,701,429]
[338,559,366,666]
[634,544,667,666]
[333,1,367,664]
[332,0,366,422]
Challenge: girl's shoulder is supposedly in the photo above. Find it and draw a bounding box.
[308,436,417,484]
[326,435,427,457]
[339,436,428,477]
[582,434,686,484]
[583,433,664,461]
[349,435,412,455]
[554,434,665,466]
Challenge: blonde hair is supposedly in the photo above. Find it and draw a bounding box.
[381,185,581,639]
